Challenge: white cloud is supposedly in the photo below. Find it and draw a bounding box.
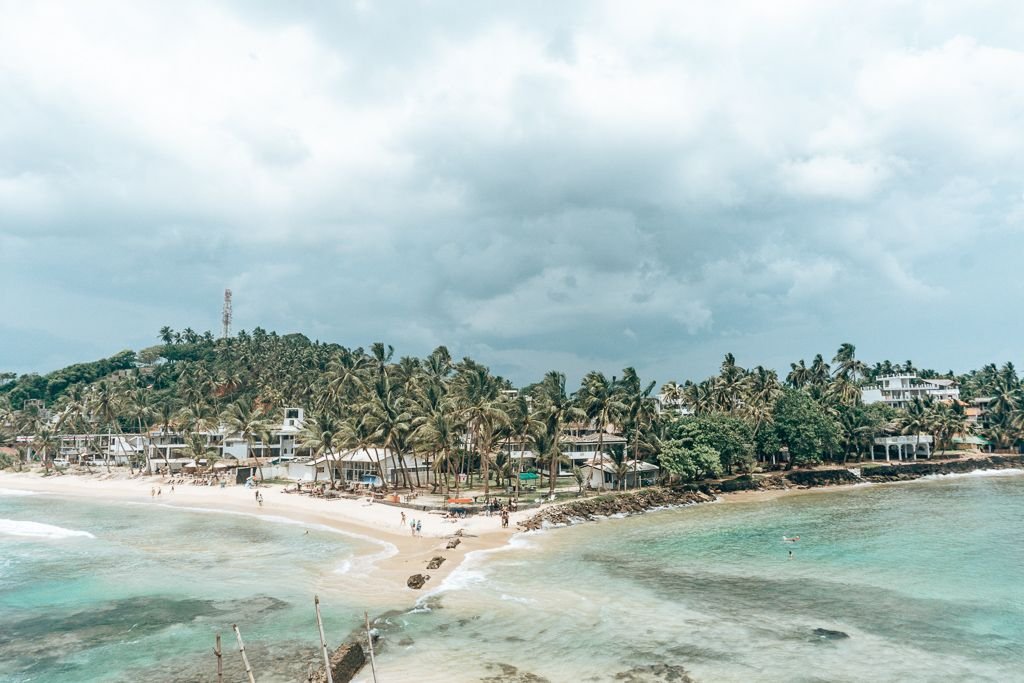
[4,1,1024,381]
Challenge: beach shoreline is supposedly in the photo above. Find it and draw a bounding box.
[0,470,527,600]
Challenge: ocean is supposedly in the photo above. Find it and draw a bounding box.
[0,489,391,682]
[369,472,1024,682]
[2,473,1023,682]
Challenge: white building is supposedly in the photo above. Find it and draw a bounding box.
[290,448,432,487]
[583,458,659,489]
[861,375,960,409]
[871,434,933,460]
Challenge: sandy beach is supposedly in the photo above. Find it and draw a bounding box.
[0,470,531,600]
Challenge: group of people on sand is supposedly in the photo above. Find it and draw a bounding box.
[400,512,423,536]
[150,486,162,497]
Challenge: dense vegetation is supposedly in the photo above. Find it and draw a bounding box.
[2,332,1021,491]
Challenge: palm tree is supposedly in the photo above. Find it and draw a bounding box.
[832,343,868,384]
[364,374,414,490]
[532,371,583,497]
[88,381,121,472]
[455,364,508,497]
[786,360,811,389]
[32,427,58,472]
[900,397,931,460]
[577,371,625,492]
[298,411,344,485]
[620,368,658,489]
[222,398,268,481]
[125,388,155,473]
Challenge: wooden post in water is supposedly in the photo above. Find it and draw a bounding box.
[233,624,257,683]
[214,633,223,683]
[314,595,333,683]
[364,612,379,683]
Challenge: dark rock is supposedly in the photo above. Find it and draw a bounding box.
[862,455,1024,482]
[446,538,461,550]
[785,469,861,487]
[614,663,696,682]
[518,487,715,531]
[407,573,430,589]
[812,628,850,640]
[311,642,365,682]
[426,555,446,569]
[481,662,551,682]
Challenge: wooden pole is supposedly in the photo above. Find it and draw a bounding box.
[233,624,257,683]
[364,612,379,683]
[314,595,333,683]
[214,633,223,683]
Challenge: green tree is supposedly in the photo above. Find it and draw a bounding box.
[658,442,722,482]
[767,389,841,467]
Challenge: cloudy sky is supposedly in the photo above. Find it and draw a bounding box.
[2,1,1023,385]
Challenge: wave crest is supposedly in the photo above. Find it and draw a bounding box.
[0,519,95,539]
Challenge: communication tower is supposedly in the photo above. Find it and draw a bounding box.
[222,289,232,338]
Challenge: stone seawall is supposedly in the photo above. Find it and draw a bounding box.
[518,487,716,531]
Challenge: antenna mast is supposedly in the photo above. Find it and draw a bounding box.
[222,289,232,338]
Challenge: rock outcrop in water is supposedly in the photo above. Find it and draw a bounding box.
[310,642,365,682]
[812,627,850,640]
[860,455,1024,481]
[518,487,715,531]
[614,663,696,682]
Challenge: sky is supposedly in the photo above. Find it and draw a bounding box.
[2,1,1024,387]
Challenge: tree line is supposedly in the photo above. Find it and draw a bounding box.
[2,332,1021,491]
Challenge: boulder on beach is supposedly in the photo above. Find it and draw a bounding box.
[426,556,446,570]
[446,538,461,550]
[407,573,430,589]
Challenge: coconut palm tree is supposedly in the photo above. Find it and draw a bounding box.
[32,427,58,472]
[576,371,626,492]
[298,411,345,485]
[621,368,658,489]
[531,371,583,497]
[455,363,508,497]
[900,397,931,460]
[222,398,268,481]
[832,343,868,384]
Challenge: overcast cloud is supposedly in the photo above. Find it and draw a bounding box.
[2,1,1024,385]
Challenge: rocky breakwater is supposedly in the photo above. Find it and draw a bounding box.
[861,454,1024,482]
[784,469,862,488]
[518,487,716,531]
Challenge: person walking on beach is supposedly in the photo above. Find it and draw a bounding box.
[157,487,161,496]
[151,487,155,498]
[401,511,406,526]
[257,492,263,507]
[416,519,422,536]
[410,519,416,536]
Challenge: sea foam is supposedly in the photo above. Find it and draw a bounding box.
[0,488,41,497]
[919,468,1024,481]
[0,518,95,539]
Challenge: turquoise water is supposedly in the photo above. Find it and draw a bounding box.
[0,490,384,682]
[372,472,1024,682]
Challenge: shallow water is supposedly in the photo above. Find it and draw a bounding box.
[0,491,385,682]
[371,473,1024,682]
